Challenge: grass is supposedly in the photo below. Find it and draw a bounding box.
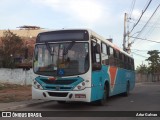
[0,83,31,90]
[0,83,32,103]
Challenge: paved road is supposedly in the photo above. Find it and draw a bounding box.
[1,82,160,120]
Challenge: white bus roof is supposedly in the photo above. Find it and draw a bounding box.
[88,29,133,58]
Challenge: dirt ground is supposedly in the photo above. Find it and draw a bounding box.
[0,83,31,103]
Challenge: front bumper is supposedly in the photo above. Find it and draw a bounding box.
[32,86,91,102]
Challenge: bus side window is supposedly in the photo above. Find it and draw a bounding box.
[128,58,131,70]
[121,54,124,68]
[113,49,118,66]
[101,43,109,65]
[109,47,114,66]
[124,55,127,69]
[119,52,122,68]
[128,57,130,70]
[126,56,129,70]
[132,59,135,70]
[107,46,110,55]
[91,41,101,71]
[116,50,119,67]
[129,58,133,70]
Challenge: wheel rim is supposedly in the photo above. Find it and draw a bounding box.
[102,85,107,103]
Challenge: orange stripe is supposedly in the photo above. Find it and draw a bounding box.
[109,67,117,88]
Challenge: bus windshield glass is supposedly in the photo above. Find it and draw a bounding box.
[33,42,89,76]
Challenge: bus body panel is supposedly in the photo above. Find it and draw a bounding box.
[91,65,109,102]
[107,66,135,97]
[90,65,135,102]
[91,71,103,101]
[32,86,91,102]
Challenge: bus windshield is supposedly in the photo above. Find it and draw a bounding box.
[33,42,89,76]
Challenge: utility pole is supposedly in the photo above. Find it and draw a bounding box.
[127,37,132,54]
[123,13,127,51]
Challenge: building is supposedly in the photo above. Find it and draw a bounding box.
[0,26,47,68]
[0,26,46,38]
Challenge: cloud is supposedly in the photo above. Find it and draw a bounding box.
[68,0,103,23]
[31,0,109,24]
[131,9,141,20]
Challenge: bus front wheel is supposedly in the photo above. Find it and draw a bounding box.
[97,84,109,106]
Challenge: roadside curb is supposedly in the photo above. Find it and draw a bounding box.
[0,100,52,111]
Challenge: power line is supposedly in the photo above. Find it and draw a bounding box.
[129,21,160,28]
[130,36,160,43]
[132,52,148,58]
[131,3,160,43]
[131,49,149,52]
[129,18,160,25]
[128,0,136,19]
[129,0,153,33]
[144,11,160,37]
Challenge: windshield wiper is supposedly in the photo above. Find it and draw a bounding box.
[45,42,54,55]
[63,41,75,55]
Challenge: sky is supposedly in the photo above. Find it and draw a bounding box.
[0,0,160,68]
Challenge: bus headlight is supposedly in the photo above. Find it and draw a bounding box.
[33,80,43,90]
[73,82,86,91]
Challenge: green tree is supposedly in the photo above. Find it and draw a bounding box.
[146,50,160,74]
[1,30,24,68]
[136,64,148,74]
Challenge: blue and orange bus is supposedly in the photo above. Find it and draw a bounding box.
[32,29,135,105]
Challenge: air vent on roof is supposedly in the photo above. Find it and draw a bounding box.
[107,38,113,43]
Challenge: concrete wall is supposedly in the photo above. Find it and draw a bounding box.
[136,73,160,82]
[0,68,38,85]
[0,68,160,85]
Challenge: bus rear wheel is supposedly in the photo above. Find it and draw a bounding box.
[123,81,130,96]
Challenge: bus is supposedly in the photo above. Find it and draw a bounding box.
[32,29,135,105]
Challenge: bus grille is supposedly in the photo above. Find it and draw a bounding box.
[41,79,77,85]
[45,86,72,90]
[48,92,68,97]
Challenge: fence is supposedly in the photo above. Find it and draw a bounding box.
[136,73,160,82]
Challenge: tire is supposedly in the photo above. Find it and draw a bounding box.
[123,81,130,96]
[96,83,109,106]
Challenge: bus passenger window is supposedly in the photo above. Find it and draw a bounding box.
[113,49,117,66]
[121,54,125,68]
[125,56,129,70]
[110,47,113,55]
[91,42,101,71]
[119,52,123,68]
[107,46,110,55]
[101,43,109,65]
[102,43,107,54]
[109,47,114,66]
